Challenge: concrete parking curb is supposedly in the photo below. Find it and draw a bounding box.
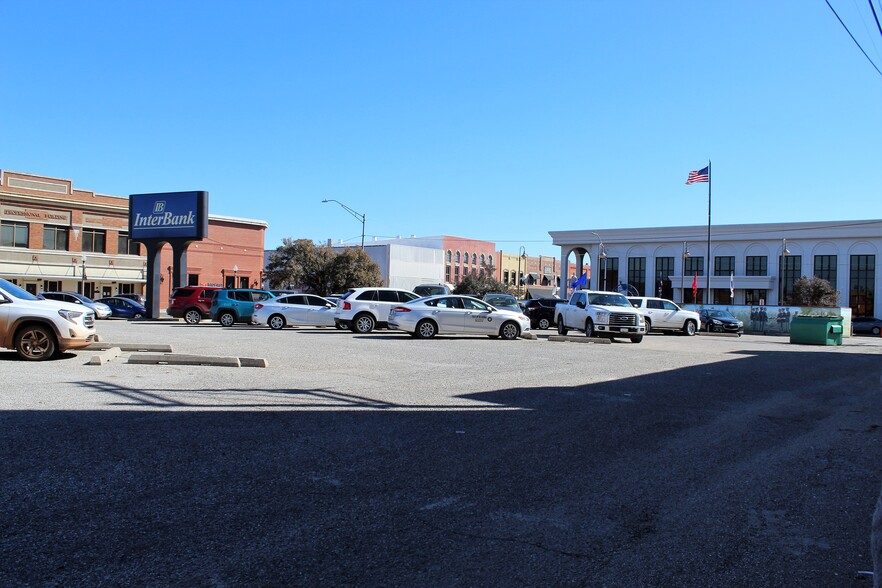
[126,353,268,368]
[88,342,174,352]
[547,335,612,344]
[86,347,122,366]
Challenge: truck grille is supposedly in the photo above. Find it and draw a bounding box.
[84,313,95,328]
[609,312,637,327]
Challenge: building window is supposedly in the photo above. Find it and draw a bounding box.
[188,274,199,286]
[778,255,802,305]
[464,267,469,276]
[446,250,452,263]
[480,254,486,266]
[488,255,493,267]
[627,257,646,296]
[714,256,735,276]
[503,270,509,283]
[1,221,28,248]
[455,251,461,264]
[118,283,135,294]
[600,257,619,291]
[746,256,767,276]
[43,225,69,251]
[239,276,248,288]
[850,254,875,317]
[82,228,106,253]
[744,289,767,306]
[44,280,62,291]
[117,232,139,255]
[445,265,451,282]
[684,256,704,276]
[454,266,460,282]
[472,253,477,265]
[655,256,674,299]
[713,289,732,304]
[814,255,837,289]
[225,275,236,288]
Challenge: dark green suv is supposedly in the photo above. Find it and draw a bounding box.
[210,289,274,326]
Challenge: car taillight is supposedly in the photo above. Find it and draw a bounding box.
[391,306,410,312]
[343,302,351,310]
[255,304,264,310]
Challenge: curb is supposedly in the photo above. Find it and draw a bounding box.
[547,335,612,344]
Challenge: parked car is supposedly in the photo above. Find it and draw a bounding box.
[117,293,146,305]
[167,286,222,324]
[628,296,700,336]
[698,309,744,335]
[852,316,882,336]
[41,291,112,319]
[388,295,531,340]
[522,298,566,329]
[95,296,147,320]
[0,278,96,360]
[211,288,275,326]
[413,284,451,297]
[555,290,646,342]
[482,293,524,315]
[334,287,419,333]
[252,294,337,330]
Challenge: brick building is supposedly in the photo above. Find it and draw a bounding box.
[0,170,266,309]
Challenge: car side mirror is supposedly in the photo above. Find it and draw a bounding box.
[576,301,585,309]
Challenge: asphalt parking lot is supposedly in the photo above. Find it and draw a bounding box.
[2,321,881,586]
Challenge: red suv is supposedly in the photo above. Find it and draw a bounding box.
[167,286,222,324]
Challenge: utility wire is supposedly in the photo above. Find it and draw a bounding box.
[825,0,882,78]
[869,0,882,40]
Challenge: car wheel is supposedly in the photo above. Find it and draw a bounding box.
[15,324,57,361]
[630,335,643,343]
[269,314,286,330]
[219,312,236,327]
[538,317,551,330]
[415,319,437,339]
[873,326,881,335]
[132,313,144,320]
[585,318,595,337]
[557,320,568,336]
[184,309,202,324]
[644,318,652,332]
[499,321,520,340]
[353,313,375,334]
[683,320,697,336]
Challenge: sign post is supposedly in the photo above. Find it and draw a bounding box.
[129,191,208,319]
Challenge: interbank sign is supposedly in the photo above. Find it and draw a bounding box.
[128,191,208,241]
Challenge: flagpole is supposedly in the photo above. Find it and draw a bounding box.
[705,159,711,305]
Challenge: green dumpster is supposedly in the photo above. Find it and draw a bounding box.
[789,316,844,346]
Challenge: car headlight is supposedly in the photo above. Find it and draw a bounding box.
[712,319,722,325]
[595,311,610,324]
[58,309,84,324]
[637,315,645,325]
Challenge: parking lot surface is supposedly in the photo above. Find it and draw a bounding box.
[2,321,881,586]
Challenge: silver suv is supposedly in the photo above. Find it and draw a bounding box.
[335,287,419,333]
[0,279,97,360]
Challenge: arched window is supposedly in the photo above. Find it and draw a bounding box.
[488,255,493,267]
[463,251,469,265]
[472,253,477,265]
[446,250,452,263]
[455,251,461,263]
[480,254,486,266]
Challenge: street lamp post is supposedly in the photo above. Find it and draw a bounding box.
[80,256,87,296]
[778,238,790,305]
[591,232,607,290]
[681,242,690,304]
[322,199,366,250]
[517,246,526,298]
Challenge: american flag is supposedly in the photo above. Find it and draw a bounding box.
[685,166,709,184]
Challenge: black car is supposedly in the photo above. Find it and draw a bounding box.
[698,309,744,335]
[852,316,882,336]
[522,298,566,330]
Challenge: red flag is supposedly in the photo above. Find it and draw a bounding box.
[691,274,698,300]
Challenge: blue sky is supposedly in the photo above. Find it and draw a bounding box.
[2,1,880,257]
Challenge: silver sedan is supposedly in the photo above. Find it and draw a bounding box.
[388,295,531,339]
[252,294,337,330]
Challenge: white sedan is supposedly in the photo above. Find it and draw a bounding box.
[252,294,337,330]
[388,295,531,339]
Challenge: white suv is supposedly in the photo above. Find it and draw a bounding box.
[627,296,701,336]
[335,287,419,333]
[0,278,97,360]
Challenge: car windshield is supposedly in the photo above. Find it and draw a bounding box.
[706,310,735,319]
[484,295,517,306]
[414,285,446,297]
[587,293,632,307]
[0,278,40,301]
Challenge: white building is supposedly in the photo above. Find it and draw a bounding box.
[551,219,881,318]
[333,242,445,291]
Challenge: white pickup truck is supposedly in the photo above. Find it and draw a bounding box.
[554,290,646,343]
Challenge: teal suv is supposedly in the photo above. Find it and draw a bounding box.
[210,289,275,326]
